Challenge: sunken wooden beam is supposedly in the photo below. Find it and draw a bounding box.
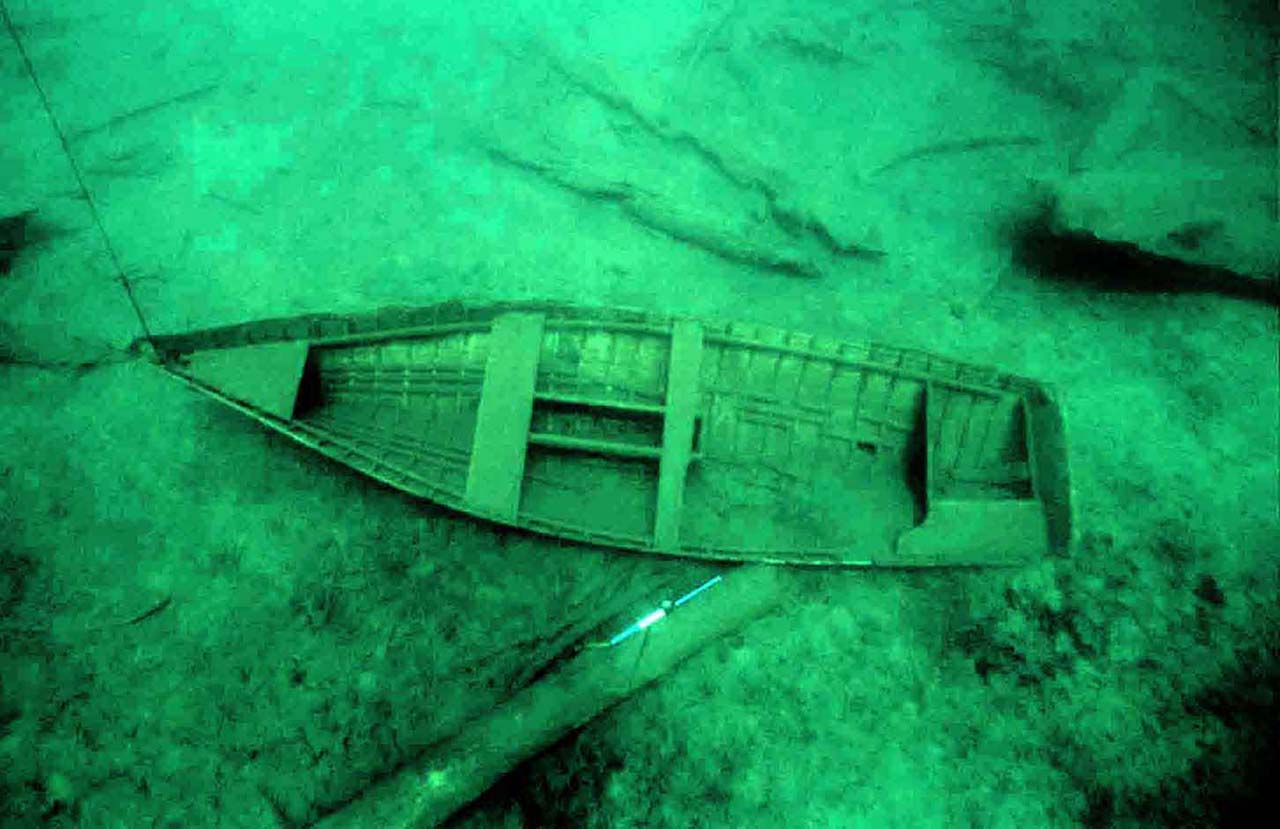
[313,564,787,829]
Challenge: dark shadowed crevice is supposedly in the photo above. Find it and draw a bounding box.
[1002,196,1279,306]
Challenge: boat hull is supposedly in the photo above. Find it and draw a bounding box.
[150,300,1073,567]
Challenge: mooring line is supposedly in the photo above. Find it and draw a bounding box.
[1,2,155,346]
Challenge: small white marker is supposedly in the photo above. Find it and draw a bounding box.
[595,575,723,648]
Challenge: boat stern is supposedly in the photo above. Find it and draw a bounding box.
[887,382,1073,567]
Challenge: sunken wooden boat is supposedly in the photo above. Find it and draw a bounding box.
[149,300,1072,566]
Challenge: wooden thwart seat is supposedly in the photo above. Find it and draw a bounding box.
[465,313,545,520]
[653,320,704,552]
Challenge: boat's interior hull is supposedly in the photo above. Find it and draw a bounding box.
[154,301,1073,566]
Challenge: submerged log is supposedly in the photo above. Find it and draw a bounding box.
[314,564,787,829]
